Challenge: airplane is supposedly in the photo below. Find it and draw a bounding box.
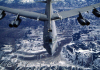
[0,0,100,56]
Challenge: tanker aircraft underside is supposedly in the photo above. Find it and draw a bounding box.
[0,0,100,55]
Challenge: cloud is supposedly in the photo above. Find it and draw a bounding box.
[5,0,14,4]
[19,0,35,4]
[16,27,44,52]
[78,0,85,1]
[1,0,35,4]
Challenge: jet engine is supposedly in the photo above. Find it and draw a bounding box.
[0,11,6,20]
[9,15,21,27]
[77,12,90,26]
[92,8,100,17]
[13,18,21,27]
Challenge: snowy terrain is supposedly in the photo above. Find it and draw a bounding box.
[0,0,100,70]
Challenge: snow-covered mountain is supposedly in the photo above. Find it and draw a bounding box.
[0,0,100,70]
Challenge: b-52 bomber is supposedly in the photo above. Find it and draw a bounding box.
[0,0,100,55]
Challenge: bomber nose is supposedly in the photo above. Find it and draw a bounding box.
[45,44,52,55]
[49,45,53,56]
[49,44,55,56]
[45,44,54,56]
[50,46,54,55]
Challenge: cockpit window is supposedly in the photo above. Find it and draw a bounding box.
[49,39,52,43]
[48,29,52,32]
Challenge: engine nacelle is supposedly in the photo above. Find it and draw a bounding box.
[13,18,21,27]
[9,20,15,27]
[0,11,6,20]
[92,8,100,17]
[84,19,90,25]
[9,18,21,27]
[77,12,90,26]
[77,17,85,26]
[77,17,90,26]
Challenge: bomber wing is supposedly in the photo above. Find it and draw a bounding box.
[0,6,48,21]
[52,3,100,20]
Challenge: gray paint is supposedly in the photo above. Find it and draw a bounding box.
[0,0,100,55]
[52,3,100,20]
[0,6,48,21]
[43,0,58,55]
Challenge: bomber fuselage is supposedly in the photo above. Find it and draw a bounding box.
[43,0,58,55]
